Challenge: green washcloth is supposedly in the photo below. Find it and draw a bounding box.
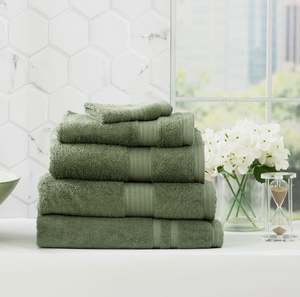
[84,100,173,123]
[36,215,223,249]
[57,111,194,147]
[49,128,205,183]
[38,173,216,220]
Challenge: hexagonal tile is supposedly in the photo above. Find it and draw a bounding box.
[50,10,88,56]
[28,200,38,218]
[91,85,129,105]
[0,196,27,218]
[151,50,170,94]
[9,86,48,132]
[69,48,108,94]
[111,49,150,94]
[0,164,8,171]
[9,10,47,56]
[132,11,170,58]
[91,11,130,57]
[153,0,170,20]
[0,47,28,94]
[29,0,68,20]
[0,0,27,19]
[49,85,87,124]
[0,122,28,168]
[10,159,47,204]
[0,92,8,125]
[29,122,55,168]
[129,85,169,105]
[0,18,7,50]
[29,48,68,94]
[112,0,152,20]
[70,0,110,19]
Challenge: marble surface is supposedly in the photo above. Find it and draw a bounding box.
[0,0,170,218]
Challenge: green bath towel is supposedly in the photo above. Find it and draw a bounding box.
[84,100,173,123]
[36,215,223,249]
[49,128,205,183]
[38,173,216,220]
[57,111,194,147]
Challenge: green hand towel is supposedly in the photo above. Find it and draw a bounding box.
[84,100,173,123]
[57,111,194,147]
[36,215,223,249]
[49,128,205,183]
[38,173,216,220]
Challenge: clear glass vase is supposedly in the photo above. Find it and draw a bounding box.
[216,172,265,232]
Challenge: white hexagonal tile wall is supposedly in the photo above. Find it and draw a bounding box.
[129,86,169,105]
[112,0,152,20]
[111,49,150,94]
[0,47,28,94]
[0,196,27,218]
[0,122,28,168]
[91,11,130,57]
[50,10,89,56]
[132,11,170,58]
[0,18,7,50]
[29,122,55,168]
[151,50,170,94]
[0,164,8,171]
[153,0,170,20]
[28,200,38,219]
[49,85,87,124]
[69,48,108,94]
[0,0,27,19]
[91,85,129,105]
[70,0,110,19]
[10,159,47,204]
[9,10,48,56]
[29,0,68,20]
[9,86,48,132]
[29,48,68,94]
[0,92,8,125]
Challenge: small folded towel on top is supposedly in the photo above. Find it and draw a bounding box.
[38,173,216,220]
[49,128,205,183]
[57,111,194,147]
[84,100,173,123]
[36,215,224,249]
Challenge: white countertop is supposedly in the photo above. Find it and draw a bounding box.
[1,218,300,297]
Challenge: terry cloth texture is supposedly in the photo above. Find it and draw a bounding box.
[84,100,173,123]
[49,128,205,183]
[38,173,216,220]
[57,111,194,147]
[36,215,224,249]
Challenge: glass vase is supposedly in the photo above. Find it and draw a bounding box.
[216,172,265,232]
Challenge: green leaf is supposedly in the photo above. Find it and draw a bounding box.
[253,165,278,183]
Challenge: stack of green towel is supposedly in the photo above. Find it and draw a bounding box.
[36,100,224,249]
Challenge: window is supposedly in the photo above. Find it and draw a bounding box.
[171,0,300,217]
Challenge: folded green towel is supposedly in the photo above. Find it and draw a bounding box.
[49,128,205,183]
[57,111,194,147]
[84,100,173,123]
[36,215,223,249]
[38,173,216,220]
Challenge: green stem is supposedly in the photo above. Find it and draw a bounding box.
[234,173,257,218]
[234,173,249,217]
[223,174,258,229]
[225,173,246,220]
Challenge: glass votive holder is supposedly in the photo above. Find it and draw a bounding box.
[261,172,297,242]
